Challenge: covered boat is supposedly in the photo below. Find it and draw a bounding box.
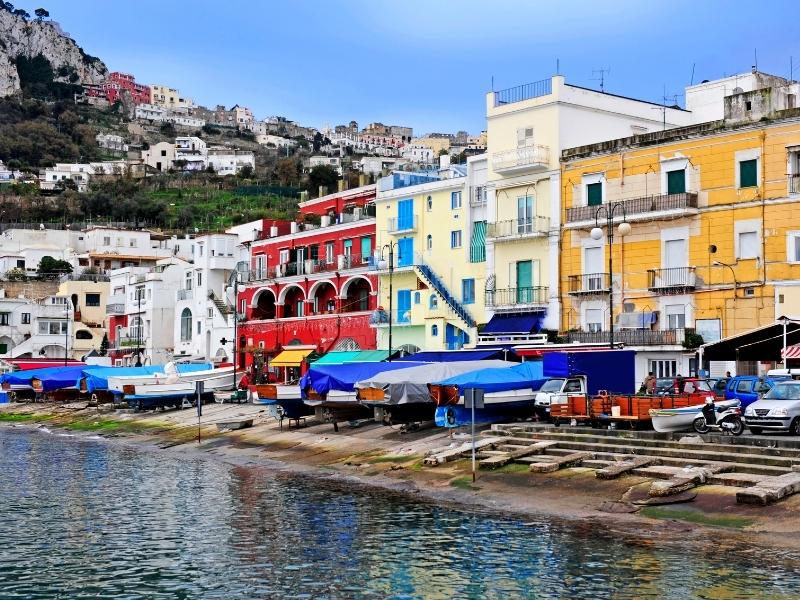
[650,399,741,433]
[393,348,517,363]
[355,360,514,424]
[2,366,88,396]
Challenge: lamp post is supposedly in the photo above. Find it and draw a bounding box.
[231,267,241,390]
[778,315,790,367]
[64,301,70,366]
[712,260,738,295]
[590,203,631,349]
[135,285,142,367]
[378,241,399,362]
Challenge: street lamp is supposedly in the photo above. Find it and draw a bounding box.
[135,285,143,367]
[378,241,399,362]
[590,203,630,349]
[712,260,738,295]
[64,301,71,366]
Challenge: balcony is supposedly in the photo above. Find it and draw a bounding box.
[105,303,126,315]
[565,328,692,346]
[567,273,611,295]
[493,78,552,107]
[487,216,550,240]
[647,267,697,293]
[470,186,487,207]
[387,215,418,234]
[60,272,110,283]
[485,286,549,309]
[491,144,550,174]
[176,288,194,301]
[368,309,413,327]
[790,174,800,195]
[565,193,698,225]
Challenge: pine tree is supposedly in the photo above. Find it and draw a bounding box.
[99,333,109,357]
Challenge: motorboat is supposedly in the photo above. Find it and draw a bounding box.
[106,362,213,393]
[118,364,244,410]
[650,399,741,433]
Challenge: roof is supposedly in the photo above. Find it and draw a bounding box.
[701,321,800,361]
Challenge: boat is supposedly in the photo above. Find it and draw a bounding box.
[120,365,245,411]
[249,384,313,419]
[106,362,214,393]
[1,365,89,401]
[429,361,546,428]
[649,399,741,433]
[355,360,515,424]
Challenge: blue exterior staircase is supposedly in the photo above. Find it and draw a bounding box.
[414,263,476,329]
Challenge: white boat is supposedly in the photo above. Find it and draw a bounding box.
[649,399,740,433]
[108,363,236,394]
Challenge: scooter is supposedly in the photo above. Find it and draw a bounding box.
[693,398,745,435]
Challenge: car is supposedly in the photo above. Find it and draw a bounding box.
[743,381,800,435]
[725,375,788,409]
[654,377,713,395]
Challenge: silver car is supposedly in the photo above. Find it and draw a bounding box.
[743,381,800,435]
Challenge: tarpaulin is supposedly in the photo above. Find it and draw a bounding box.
[300,361,421,397]
[433,361,545,394]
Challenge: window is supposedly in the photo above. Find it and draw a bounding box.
[196,271,202,287]
[296,300,304,317]
[450,230,462,249]
[103,236,110,246]
[38,320,68,335]
[255,255,266,278]
[426,196,433,211]
[666,169,686,194]
[185,272,193,290]
[325,242,334,264]
[180,308,192,342]
[75,330,92,340]
[208,308,214,318]
[736,379,753,393]
[21,313,30,325]
[517,126,534,147]
[85,293,100,307]
[0,313,8,326]
[585,309,603,333]
[240,299,246,315]
[430,295,438,310]
[587,182,602,206]
[649,359,677,378]
[161,150,167,157]
[431,324,439,337]
[462,278,475,304]
[426,235,433,251]
[517,196,534,232]
[739,159,758,188]
[451,191,462,210]
[280,249,290,264]
[666,304,686,329]
[129,238,138,248]
[0,343,6,354]
[197,321,201,334]
[414,292,421,304]
[738,231,759,259]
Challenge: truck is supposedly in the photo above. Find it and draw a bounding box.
[534,350,636,417]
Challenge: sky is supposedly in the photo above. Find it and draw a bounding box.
[39,0,800,135]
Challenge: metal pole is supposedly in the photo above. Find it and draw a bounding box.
[232,274,238,391]
[607,210,614,350]
[471,393,476,482]
[64,304,69,366]
[135,288,142,367]
[387,244,393,362]
[783,318,788,366]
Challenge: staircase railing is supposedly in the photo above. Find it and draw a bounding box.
[414,263,476,328]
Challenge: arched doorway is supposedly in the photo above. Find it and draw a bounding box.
[310,280,337,314]
[341,276,372,313]
[252,288,276,320]
[280,285,306,318]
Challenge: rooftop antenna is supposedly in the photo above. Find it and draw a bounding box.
[592,68,610,93]
[754,48,758,72]
[556,58,560,75]
[690,62,696,86]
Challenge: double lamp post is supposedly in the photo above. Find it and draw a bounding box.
[590,202,630,349]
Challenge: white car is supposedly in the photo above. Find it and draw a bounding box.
[743,381,800,435]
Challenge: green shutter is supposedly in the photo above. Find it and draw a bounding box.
[666,170,686,194]
[587,182,602,206]
[470,221,486,263]
[0,343,6,354]
[740,159,758,188]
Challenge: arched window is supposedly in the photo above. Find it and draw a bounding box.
[426,234,432,251]
[180,308,192,342]
[429,295,438,310]
[75,330,93,340]
[414,291,421,304]
[431,324,439,337]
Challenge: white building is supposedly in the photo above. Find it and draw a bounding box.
[401,143,435,164]
[206,148,255,176]
[142,141,176,172]
[256,134,297,149]
[358,156,409,176]
[135,103,167,123]
[232,105,254,130]
[141,137,253,175]
[0,292,72,359]
[166,114,206,129]
[307,155,342,175]
[96,133,128,152]
[39,161,129,192]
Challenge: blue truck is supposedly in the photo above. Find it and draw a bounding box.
[533,350,637,417]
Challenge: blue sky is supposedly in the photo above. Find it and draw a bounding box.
[40,0,800,134]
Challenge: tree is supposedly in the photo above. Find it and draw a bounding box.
[275,157,300,186]
[36,255,72,279]
[99,332,109,357]
[2,3,14,13]
[308,164,339,196]
[34,7,48,20]
[238,164,254,179]
[5,268,27,281]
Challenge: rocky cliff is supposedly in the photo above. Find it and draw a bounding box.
[0,9,107,96]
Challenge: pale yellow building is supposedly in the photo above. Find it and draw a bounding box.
[58,276,110,359]
[150,84,193,110]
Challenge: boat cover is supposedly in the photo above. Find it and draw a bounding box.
[355,360,514,405]
[79,363,212,393]
[300,361,422,397]
[394,349,516,363]
[433,361,545,394]
[311,351,360,365]
[2,366,88,392]
[481,313,543,335]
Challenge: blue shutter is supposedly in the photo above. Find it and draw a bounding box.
[397,289,411,323]
[397,237,414,267]
[397,198,413,230]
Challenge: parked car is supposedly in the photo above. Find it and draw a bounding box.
[654,377,713,395]
[743,381,800,435]
[724,375,787,409]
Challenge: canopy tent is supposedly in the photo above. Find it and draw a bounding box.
[481,313,543,335]
[783,344,800,359]
[271,349,315,367]
[394,348,517,363]
[300,361,422,397]
[701,321,800,362]
[432,361,545,395]
[1,359,85,371]
[354,360,513,405]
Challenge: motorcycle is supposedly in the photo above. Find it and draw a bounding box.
[693,398,745,435]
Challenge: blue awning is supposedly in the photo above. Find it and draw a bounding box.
[481,313,544,335]
[394,349,515,362]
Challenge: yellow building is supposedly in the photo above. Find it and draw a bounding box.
[412,136,451,156]
[57,276,110,359]
[150,84,193,110]
[560,93,800,378]
[373,157,488,352]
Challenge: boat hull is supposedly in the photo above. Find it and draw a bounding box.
[435,402,536,428]
[649,400,741,433]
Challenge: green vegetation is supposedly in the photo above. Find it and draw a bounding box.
[640,506,753,529]
[61,418,157,433]
[493,462,530,474]
[450,476,480,490]
[0,412,53,423]
[36,255,72,278]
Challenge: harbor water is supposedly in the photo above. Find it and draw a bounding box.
[1,427,799,599]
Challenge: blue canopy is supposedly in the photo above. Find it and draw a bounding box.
[481,313,543,335]
[394,349,516,363]
[79,363,211,393]
[2,366,88,392]
[433,361,545,394]
[300,361,421,397]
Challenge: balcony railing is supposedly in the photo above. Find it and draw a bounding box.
[567,273,611,295]
[485,286,549,308]
[493,78,552,107]
[105,303,125,314]
[368,309,413,327]
[59,272,110,283]
[492,144,550,173]
[790,174,800,195]
[176,288,194,301]
[647,267,697,292]
[487,216,550,239]
[566,192,698,224]
[387,215,418,234]
[565,328,692,346]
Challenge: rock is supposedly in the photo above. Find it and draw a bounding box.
[529,451,593,473]
[678,435,704,444]
[596,456,656,480]
[599,501,639,514]
[632,490,698,506]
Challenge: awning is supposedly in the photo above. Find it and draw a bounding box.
[783,344,800,359]
[616,311,657,329]
[312,351,360,365]
[352,350,390,362]
[482,313,543,335]
[701,321,800,361]
[270,349,314,367]
[394,348,517,362]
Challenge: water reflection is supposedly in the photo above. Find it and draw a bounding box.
[0,428,798,599]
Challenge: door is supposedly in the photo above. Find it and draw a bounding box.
[397,198,413,230]
[663,238,687,286]
[584,246,603,290]
[360,236,372,265]
[343,239,352,268]
[396,289,411,323]
[397,237,414,267]
[517,196,534,234]
[515,260,532,303]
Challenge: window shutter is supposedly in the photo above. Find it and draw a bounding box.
[666,169,686,194]
[739,159,758,188]
[587,182,602,206]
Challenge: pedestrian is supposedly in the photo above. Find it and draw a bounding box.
[675,374,685,394]
[725,370,732,378]
[644,372,656,395]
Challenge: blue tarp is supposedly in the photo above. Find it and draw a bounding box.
[300,361,422,397]
[433,361,545,394]
[79,363,211,393]
[394,349,516,363]
[542,350,636,395]
[2,366,87,392]
[481,313,543,335]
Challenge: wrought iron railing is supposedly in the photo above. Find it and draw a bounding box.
[176,288,193,301]
[567,273,611,294]
[565,328,692,346]
[647,267,697,291]
[485,286,549,307]
[493,78,552,106]
[387,215,418,233]
[566,192,698,223]
[492,145,550,172]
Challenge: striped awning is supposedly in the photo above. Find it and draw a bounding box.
[470,220,486,263]
[783,344,800,359]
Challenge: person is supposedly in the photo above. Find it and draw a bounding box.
[644,372,656,395]
[725,370,732,378]
[675,374,685,394]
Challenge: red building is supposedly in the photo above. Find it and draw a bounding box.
[237,185,379,369]
[86,72,151,106]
